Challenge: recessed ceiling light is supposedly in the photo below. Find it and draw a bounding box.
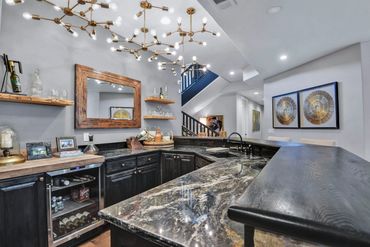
[229,71,235,75]
[253,91,260,95]
[160,16,171,25]
[280,54,288,61]
[267,6,282,14]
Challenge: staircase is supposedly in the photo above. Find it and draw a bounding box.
[182,111,219,137]
[181,63,218,106]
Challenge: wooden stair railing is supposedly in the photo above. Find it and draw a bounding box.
[181,63,205,92]
[182,111,219,137]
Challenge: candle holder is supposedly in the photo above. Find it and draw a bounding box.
[0,126,25,166]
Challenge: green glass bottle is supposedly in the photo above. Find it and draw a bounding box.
[9,62,21,93]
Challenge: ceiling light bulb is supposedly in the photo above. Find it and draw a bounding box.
[136,56,142,61]
[174,42,180,50]
[206,64,211,68]
[110,47,116,52]
[160,16,171,25]
[202,17,207,24]
[171,51,176,56]
[267,6,282,14]
[134,29,140,35]
[216,32,221,37]
[109,3,117,11]
[202,42,207,46]
[133,14,139,20]
[169,7,174,13]
[92,4,100,10]
[177,17,182,24]
[118,87,123,91]
[202,67,207,72]
[114,16,122,26]
[148,57,152,62]
[165,47,170,52]
[22,12,33,20]
[72,31,79,38]
[162,33,167,38]
[53,5,62,11]
[106,38,113,43]
[178,55,183,61]
[150,29,156,36]
[192,56,197,61]
[125,37,129,42]
[253,91,260,95]
[229,71,235,75]
[6,0,24,5]
[280,54,288,61]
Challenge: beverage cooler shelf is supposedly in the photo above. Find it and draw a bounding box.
[52,177,95,192]
[52,198,97,219]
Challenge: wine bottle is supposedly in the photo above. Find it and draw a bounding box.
[159,87,164,99]
[9,62,21,93]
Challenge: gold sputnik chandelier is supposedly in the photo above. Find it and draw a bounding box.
[22,0,120,39]
[163,7,220,50]
[108,0,175,61]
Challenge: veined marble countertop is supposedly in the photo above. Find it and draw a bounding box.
[99,147,268,247]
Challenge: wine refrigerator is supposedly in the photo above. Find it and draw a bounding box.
[46,163,104,247]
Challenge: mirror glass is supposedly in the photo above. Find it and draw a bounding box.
[86,78,135,120]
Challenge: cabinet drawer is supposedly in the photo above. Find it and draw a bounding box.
[137,153,159,167]
[106,157,137,174]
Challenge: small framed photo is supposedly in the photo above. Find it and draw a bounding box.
[56,136,77,152]
[110,107,134,120]
[26,142,52,160]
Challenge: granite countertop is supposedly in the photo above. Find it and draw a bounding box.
[99,147,268,247]
[228,145,370,246]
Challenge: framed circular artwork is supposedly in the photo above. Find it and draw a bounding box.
[272,92,299,128]
[299,82,339,129]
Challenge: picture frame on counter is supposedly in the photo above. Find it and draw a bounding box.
[299,82,339,129]
[56,136,78,152]
[272,92,299,129]
[26,142,52,160]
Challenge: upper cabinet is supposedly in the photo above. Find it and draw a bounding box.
[75,64,141,129]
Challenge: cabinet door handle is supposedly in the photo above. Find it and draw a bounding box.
[121,163,126,167]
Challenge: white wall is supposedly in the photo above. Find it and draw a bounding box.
[0,1,181,147]
[236,95,263,138]
[194,93,237,135]
[360,41,370,161]
[264,44,365,158]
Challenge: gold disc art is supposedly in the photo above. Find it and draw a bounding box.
[276,97,297,125]
[304,90,334,125]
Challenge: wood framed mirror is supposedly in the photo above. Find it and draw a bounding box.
[75,64,141,129]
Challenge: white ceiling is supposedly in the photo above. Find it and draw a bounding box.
[198,0,370,79]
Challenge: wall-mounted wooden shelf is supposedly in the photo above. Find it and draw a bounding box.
[0,93,74,107]
[144,97,176,105]
[144,115,176,120]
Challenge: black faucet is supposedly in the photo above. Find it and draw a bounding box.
[227,132,244,151]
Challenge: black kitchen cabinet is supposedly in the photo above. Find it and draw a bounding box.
[136,163,160,194]
[105,153,161,207]
[161,153,195,183]
[179,154,195,175]
[105,169,137,207]
[0,174,47,247]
